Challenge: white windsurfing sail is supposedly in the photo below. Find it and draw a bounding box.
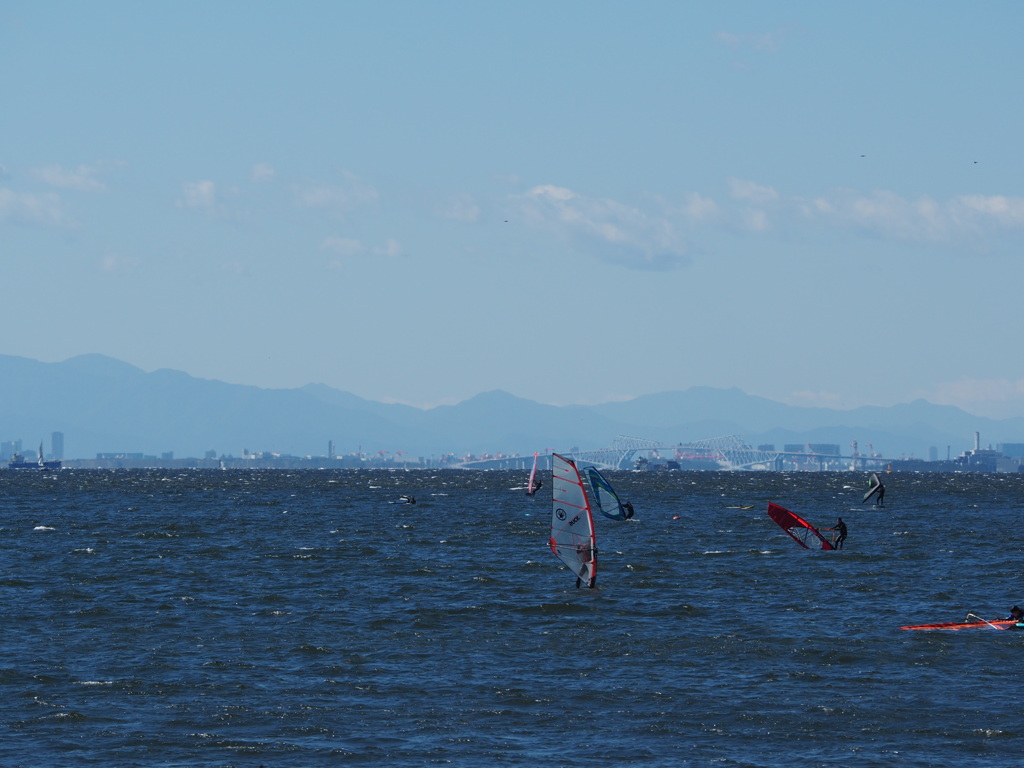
[550,453,597,587]
[526,452,539,495]
[584,466,627,520]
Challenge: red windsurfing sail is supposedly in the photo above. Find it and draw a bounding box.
[766,502,834,550]
[901,619,1020,631]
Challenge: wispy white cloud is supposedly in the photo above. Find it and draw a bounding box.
[0,188,68,227]
[322,236,403,262]
[177,180,221,217]
[438,194,481,222]
[727,178,781,231]
[250,163,276,183]
[681,192,720,221]
[99,252,139,274]
[292,170,379,214]
[715,29,785,53]
[740,208,771,232]
[949,194,1024,228]
[710,179,1024,244]
[783,390,846,409]
[728,178,780,205]
[919,377,1024,419]
[798,188,1024,242]
[373,238,402,257]
[32,163,107,192]
[322,237,365,256]
[512,178,1024,270]
[515,184,689,271]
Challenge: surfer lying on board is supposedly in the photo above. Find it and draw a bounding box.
[824,517,847,549]
[399,495,416,504]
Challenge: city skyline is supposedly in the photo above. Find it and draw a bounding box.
[3,3,1024,417]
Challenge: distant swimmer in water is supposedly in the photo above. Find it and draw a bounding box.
[623,501,635,520]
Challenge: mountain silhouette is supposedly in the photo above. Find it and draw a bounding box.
[2,353,1021,461]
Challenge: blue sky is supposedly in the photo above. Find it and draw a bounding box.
[3,1,1023,417]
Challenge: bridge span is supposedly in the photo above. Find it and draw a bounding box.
[457,435,893,472]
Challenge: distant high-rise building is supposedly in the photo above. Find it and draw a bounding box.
[52,432,64,460]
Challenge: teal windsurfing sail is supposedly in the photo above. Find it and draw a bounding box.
[584,467,628,520]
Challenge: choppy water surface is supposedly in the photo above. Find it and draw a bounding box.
[1,469,1023,767]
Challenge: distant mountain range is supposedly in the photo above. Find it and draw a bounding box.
[2,353,1023,461]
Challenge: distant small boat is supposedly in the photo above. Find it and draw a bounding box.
[7,442,61,470]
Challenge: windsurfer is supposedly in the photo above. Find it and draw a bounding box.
[862,473,885,506]
[1006,605,1024,622]
[826,517,847,549]
[574,543,596,588]
[623,501,635,519]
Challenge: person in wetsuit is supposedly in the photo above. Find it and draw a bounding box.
[828,517,847,549]
[574,542,597,588]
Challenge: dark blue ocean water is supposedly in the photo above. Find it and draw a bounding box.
[1,468,1022,767]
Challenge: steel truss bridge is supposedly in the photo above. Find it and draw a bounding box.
[459,435,781,471]
[566,435,779,471]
